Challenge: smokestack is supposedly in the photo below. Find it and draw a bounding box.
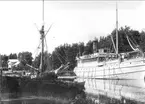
[93,40,98,53]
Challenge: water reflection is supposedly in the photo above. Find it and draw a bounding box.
[76,78,145,103]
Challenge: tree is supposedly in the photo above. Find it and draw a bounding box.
[78,42,85,56]
[9,53,17,59]
[51,43,81,70]
[139,31,145,52]
[1,55,8,68]
[83,40,93,55]
[18,52,33,65]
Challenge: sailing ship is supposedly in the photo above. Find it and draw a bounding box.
[0,0,53,79]
[0,0,73,79]
[74,2,145,80]
[0,2,86,97]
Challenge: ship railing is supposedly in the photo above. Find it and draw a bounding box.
[79,53,108,60]
[79,52,117,60]
[118,51,145,62]
[122,57,145,63]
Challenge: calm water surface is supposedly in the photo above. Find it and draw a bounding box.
[0,77,145,104]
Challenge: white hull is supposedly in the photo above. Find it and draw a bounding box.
[76,78,145,102]
[74,58,145,80]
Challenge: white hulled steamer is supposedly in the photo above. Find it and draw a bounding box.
[74,49,145,80]
[74,2,145,80]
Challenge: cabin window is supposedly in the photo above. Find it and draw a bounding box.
[98,57,105,62]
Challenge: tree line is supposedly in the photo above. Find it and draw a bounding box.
[1,26,145,72]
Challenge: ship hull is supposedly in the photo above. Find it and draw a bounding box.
[74,58,145,80]
[76,78,145,102]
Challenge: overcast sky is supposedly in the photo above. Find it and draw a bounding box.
[0,1,145,57]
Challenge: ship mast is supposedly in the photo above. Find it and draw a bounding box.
[116,1,118,54]
[40,0,45,75]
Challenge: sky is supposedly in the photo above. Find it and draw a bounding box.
[0,1,145,57]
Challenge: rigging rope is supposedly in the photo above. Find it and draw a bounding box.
[124,31,137,50]
[126,34,138,51]
[33,40,41,58]
[54,51,63,64]
[61,47,67,57]
[55,50,65,63]
[33,24,53,59]
[44,37,48,52]
[34,24,53,51]
[57,48,66,61]
[110,35,117,53]
[130,34,138,46]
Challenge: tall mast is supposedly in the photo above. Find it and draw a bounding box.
[40,0,45,74]
[42,0,44,25]
[116,1,118,54]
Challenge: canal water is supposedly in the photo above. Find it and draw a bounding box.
[0,78,145,104]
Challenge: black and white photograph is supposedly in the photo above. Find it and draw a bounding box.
[0,0,145,104]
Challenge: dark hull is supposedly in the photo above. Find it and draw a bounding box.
[1,73,85,95]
